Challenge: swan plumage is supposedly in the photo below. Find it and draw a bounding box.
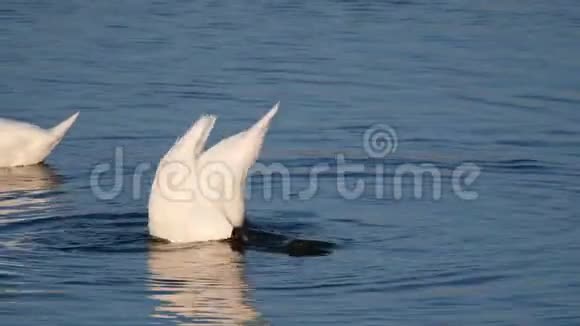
[0,112,79,167]
[148,103,279,243]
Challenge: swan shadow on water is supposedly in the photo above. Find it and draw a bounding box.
[148,241,264,325]
[151,223,335,258]
[34,210,334,257]
[229,223,335,257]
[0,163,62,217]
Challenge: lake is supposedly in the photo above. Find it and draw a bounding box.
[1,1,580,325]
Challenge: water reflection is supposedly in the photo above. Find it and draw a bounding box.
[0,164,60,192]
[0,164,60,217]
[148,242,262,325]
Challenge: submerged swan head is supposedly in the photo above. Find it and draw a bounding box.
[148,103,279,243]
[0,112,79,167]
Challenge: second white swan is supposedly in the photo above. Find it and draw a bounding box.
[0,112,79,168]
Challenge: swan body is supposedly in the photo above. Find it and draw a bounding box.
[148,103,279,243]
[0,112,79,167]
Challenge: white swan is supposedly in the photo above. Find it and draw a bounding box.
[148,103,279,243]
[0,112,79,167]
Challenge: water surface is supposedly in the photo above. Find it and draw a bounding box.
[1,1,580,325]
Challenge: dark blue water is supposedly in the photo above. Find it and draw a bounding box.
[1,1,580,325]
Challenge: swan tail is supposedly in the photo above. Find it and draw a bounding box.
[251,102,279,133]
[242,102,279,163]
[169,114,216,160]
[49,112,79,142]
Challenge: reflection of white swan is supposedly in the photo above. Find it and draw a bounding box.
[149,103,279,243]
[0,112,79,167]
[0,164,60,218]
[148,242,261,325]
[0,164,60,193]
